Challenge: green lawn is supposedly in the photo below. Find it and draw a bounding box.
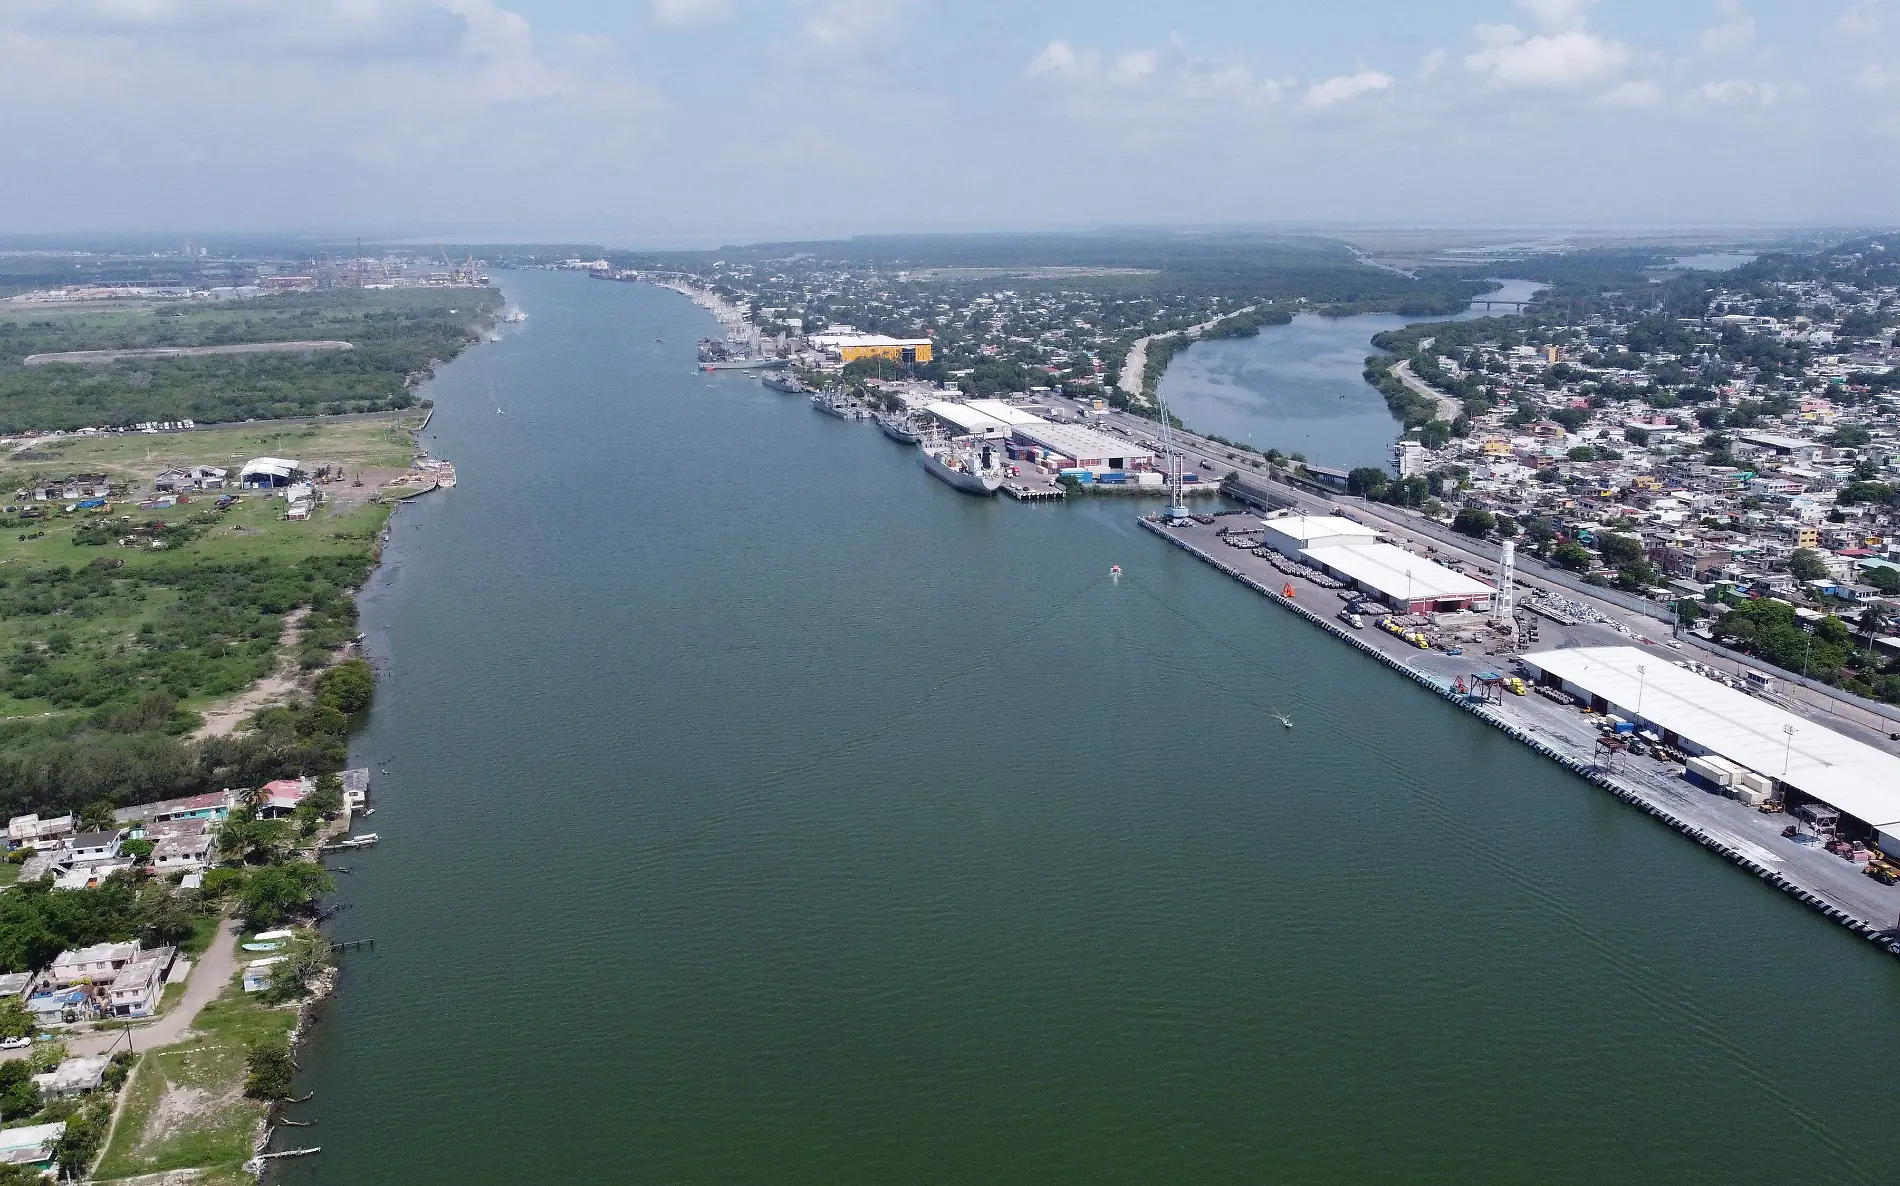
[92,985,297,1182]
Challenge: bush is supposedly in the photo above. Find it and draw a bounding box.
[244,1039,295,1101]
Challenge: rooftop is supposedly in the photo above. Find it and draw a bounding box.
[1522,646,1900,829]
[1306,541,1496,602]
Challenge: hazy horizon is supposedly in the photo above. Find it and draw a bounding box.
[3,0,1898,240]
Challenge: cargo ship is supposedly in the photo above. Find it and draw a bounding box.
[919,438,1003,496]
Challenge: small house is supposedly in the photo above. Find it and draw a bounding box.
[32,1056,108,1099]
[0,1121,65,1171]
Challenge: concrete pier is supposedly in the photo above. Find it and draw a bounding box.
[1141,514,1900,959]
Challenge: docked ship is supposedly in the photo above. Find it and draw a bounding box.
[761,370,805,393]
[919,437,1004,496]
[874,410,923,444]
[811,391,869,421]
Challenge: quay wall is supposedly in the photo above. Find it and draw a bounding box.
[1139,516,1900,961]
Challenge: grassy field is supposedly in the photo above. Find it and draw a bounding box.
[0,415,412,723]
[92,983,297,1182]
[0,287,498,432]
[3,412,419,489]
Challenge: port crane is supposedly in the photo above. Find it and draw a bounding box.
[1154,378,1190,523]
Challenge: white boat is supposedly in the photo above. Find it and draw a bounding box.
[919,437,1004,495]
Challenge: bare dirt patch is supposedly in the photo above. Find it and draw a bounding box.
[190,608,309,740]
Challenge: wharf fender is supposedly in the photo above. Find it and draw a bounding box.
[1137,517,1900,961]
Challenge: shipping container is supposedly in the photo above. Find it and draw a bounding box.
[1685,755,1741,787]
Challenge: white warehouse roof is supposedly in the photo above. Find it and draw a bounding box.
[1259,515,1379,552]
[240,457,300,479]
[1307,542,1495,604]
[1010,421,1154,465]
[923,401,1010,436]
[963,399,1047,426]
[1522,646,1900,829]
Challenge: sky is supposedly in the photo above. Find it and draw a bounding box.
[1,0,1897,244]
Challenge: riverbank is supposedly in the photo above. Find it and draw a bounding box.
[1141,513,1900,958]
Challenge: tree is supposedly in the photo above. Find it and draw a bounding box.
[268,935,332,1003]
[1675,598,1704,625]
[217,811,291,867]
[1624,426,1650,447]
[1598,533,1645,568]
[1788,548,1829,582]
[0,1060,40,1122]
[236,862,333,929]
[1868,565,1900,596]
[1494,515,1519,538]
[1452,507,1496,538]
[0,999,33,1041]
[1346,466,1390,496]
[1829,424,1871,447]
[1554,541,1594,572]
[77,801,115,833]
[1567,446,1596,462]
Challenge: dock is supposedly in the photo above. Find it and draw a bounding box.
[1141,513,1900,960]
[1002,481,1065,502]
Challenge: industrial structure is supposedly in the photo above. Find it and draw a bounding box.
[918,401,1155,473]
[809,331,934,365]
[1520,646,1900,859]
[1255,515,1496,613]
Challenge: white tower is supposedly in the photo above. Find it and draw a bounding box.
[1495,539,1518,646]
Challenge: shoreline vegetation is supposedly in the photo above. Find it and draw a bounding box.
[0,283,500,1180]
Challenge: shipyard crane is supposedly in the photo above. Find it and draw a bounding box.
[1154,381,1190,522]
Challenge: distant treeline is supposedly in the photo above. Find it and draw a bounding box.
[0,289,499,432]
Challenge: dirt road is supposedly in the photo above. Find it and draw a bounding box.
[2,920,241,1063]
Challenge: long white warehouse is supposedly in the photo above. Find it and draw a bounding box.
[1521,646,1900,853]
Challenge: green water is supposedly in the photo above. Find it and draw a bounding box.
[278,272,1900,1185]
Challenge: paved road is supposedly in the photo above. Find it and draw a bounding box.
[2,919,240,1062]
[1392,359,1462,423]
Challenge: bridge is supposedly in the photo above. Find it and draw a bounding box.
[1472,299,1532,311]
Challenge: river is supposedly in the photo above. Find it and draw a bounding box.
[277,270,1900,1185]
[1156,279,1547,470]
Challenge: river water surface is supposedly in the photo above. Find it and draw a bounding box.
[1158,279,1546,470]
[278,271,1900,1185]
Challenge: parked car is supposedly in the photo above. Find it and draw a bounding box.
[0,1037,30,1050]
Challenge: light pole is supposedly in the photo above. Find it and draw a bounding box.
[1635,664,1646,723]
[1781,722,1796,779]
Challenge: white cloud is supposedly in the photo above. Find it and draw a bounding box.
[1024,40,1158,89]
[1857,63,1899,93]
[1517,0,1598,33]
[1466,26,1632,91]
[1839,1,1884,37]
[1596,79,1663,108]
[649,0,732,29]
[797,0,909,57]
[1417,48,1448,82]
[1698,78,1797,106]
[1300,68,1393,112]
[1696,0,1755,54]
[1176,57,1283,107]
